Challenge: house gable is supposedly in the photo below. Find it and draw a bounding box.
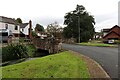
[20,23,29,36]
[103,31,120,40]
[103,25,120,40]
[20,23,29,28]
[110,25,120,35]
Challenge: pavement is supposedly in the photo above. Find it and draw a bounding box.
[62,43,118,78]
[0,43,8,48]
[1,58,37,67]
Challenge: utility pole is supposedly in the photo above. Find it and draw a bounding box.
[78,16,80,43]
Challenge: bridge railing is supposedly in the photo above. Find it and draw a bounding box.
[6,36,62,54]
[32,37,61,54]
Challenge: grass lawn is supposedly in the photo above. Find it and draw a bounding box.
[79,42,116,47]
[2,51,90,78]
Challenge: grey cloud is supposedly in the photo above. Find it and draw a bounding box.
[95,12,117,24]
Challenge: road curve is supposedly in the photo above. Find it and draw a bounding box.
[62,43,118,78]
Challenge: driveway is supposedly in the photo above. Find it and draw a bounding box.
[62,43,118,78]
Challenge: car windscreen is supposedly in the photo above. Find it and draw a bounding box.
[1,32,8,36]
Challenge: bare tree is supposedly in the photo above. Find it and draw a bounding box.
[47,22,63,38]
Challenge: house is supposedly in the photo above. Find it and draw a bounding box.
[0,16,20,37]
[20,20,32,38]
[36,32,47,39]
[102,25,120,43]
[93,32,102,40]
[102,28,110,37]
[0,16,32,42]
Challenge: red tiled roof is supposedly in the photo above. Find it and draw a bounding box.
[103,25,120,39]
[103,31,120,38]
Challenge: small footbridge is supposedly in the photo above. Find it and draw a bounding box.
[32,37,61,54]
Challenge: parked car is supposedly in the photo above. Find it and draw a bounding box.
[0,29,12,43]
[103,39,115,44]
[108,39,114,44]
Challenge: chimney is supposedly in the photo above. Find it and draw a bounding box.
[29,20,32,39]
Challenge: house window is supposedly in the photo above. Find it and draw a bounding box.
[5,24,8,29]
[15,25,18,30]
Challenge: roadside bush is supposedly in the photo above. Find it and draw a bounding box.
[114,40,120,44]
[26,44,36,57]
[31,31,38,37]
[19,38,24,43]
[2,44,28,62]
[103,40,108,44]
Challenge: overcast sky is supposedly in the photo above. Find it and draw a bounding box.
[0,0,119,32]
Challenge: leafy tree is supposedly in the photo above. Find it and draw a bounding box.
[31,31,38,37]
[16,18,22,23]
[63,5,95,42]
[35,24,44,32]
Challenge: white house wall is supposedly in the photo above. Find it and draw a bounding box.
[0,22,20,34]
[20,24,29,35]
[0,22,5,29]
[8,24,20,34]
[103,32,108,37]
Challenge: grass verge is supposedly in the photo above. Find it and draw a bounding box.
[79,42,116,47]
[2,51,90,78]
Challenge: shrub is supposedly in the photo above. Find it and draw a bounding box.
[2,44,28,62]
[19,38,24,43]
[26,44,36,57]
[31,31,38,37]
[114,40,120,44]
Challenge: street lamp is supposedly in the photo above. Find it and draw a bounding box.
[78,16,80,43]
[77,16,80,43]
[75,4,81,43]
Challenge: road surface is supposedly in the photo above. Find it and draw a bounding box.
[62,43,118,78]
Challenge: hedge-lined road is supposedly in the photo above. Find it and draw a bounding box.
[62,43,118,78]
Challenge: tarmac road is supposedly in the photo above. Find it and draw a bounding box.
[62,43,118,78]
